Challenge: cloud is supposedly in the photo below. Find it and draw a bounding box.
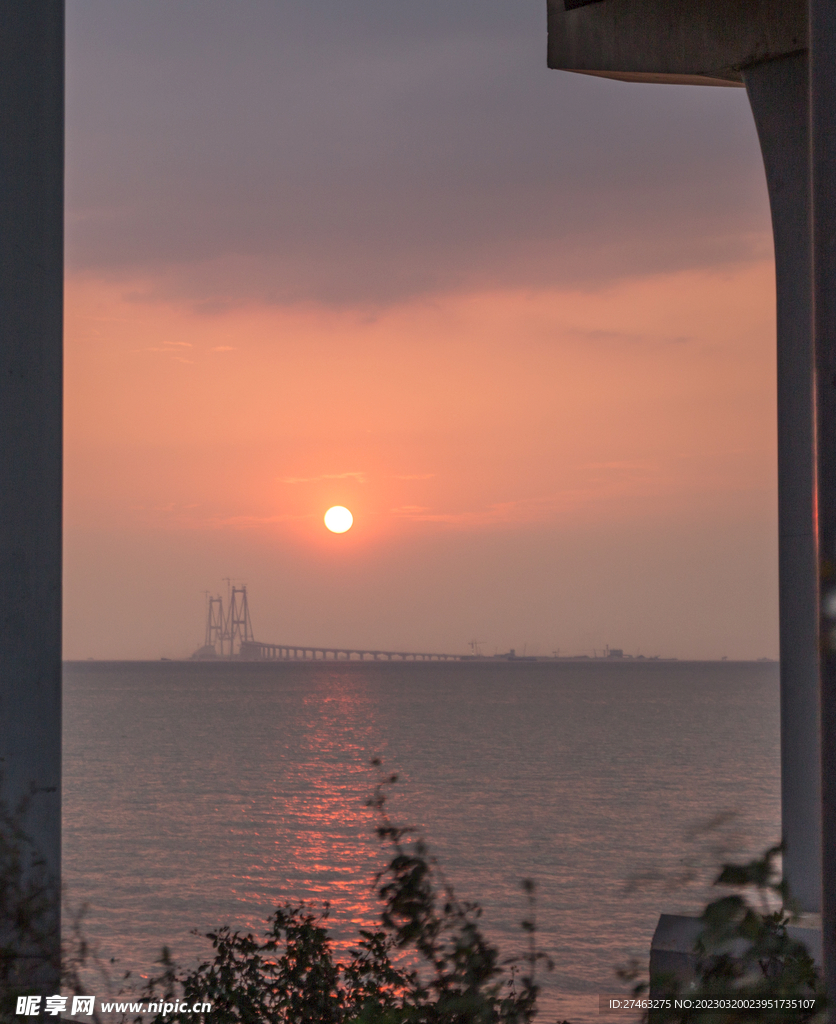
[128,503,310,530]
[280,471,367,485]
[563,327,695,346]
[205,513,308,529]
[138,342,195,363]
[65,0,770,308]
[586,461,658,471]
[389,495,586,528]
[139,339,192,352]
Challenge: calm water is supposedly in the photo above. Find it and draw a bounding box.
[63,660,780,1022]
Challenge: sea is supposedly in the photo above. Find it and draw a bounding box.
[62,659,781,1023]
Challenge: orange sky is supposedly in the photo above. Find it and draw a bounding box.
[63,2,781,660]
[64,257,778,659]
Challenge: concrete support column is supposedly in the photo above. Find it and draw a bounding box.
[0,0,64,988]
[810,0,836,996]
[744,51,821,914]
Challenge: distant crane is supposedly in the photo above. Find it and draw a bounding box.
[468,639,486,657]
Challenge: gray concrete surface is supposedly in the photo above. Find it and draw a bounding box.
[744,51,821,916]
[548,0,805,86]
[0,1,64,990]
[650,913,823,993]
[809,0,836,1001]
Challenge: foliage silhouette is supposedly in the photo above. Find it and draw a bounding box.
[0,764,829,1024]
[623,845,827,1023]
[138,761,561,1024]
[0,777,60,1021]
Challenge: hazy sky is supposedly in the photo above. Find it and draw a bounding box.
[64,0,778,660]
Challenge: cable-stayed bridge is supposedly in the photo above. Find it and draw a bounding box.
[193,585,462,662]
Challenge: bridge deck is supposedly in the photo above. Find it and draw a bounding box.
[238,640,461,662]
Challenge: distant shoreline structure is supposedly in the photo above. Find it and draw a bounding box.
[64,657,778,667]
[181,584,777,665]
[189,585,685,663]
[225,642,681,664]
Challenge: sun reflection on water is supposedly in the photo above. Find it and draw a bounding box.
[63,660,780,1023]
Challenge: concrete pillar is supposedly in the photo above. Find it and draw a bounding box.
[0,0,64,989]
[744,51,821,914]
[810,0,836,995]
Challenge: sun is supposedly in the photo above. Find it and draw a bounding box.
[324,506,353,533]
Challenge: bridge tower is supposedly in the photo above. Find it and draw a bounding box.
[205,595,225,655]
[226,585,255,657]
